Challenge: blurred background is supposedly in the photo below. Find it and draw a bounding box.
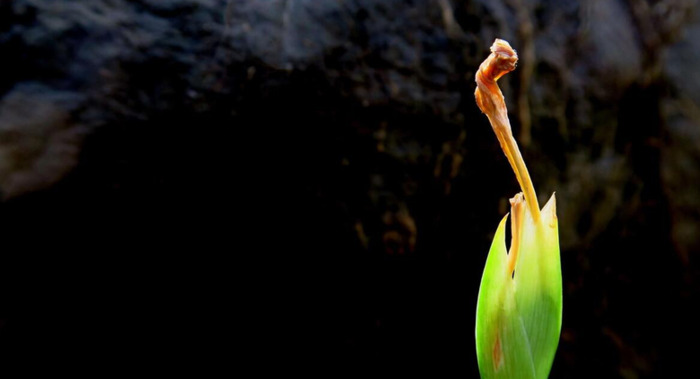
[1,0,699,377]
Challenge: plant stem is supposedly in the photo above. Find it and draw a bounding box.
[475,39,541,222]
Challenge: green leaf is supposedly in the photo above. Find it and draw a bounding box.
[475,194,562,379]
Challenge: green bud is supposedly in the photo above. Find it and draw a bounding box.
[475,194,562,378]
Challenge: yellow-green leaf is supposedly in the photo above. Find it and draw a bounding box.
[475,194,562,379]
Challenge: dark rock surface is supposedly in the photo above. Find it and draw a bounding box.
[1,0,699,377]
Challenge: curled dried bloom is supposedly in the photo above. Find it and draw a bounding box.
[474,39,539,221]
[475,39,518,118]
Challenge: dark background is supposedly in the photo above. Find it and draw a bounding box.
[1,0,699,377]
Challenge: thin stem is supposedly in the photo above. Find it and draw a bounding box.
[507,193,525,276]
[475,39,540,221]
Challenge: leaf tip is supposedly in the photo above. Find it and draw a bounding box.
[542,192,557,228]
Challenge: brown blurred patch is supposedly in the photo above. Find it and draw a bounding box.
[0,84,85,199]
